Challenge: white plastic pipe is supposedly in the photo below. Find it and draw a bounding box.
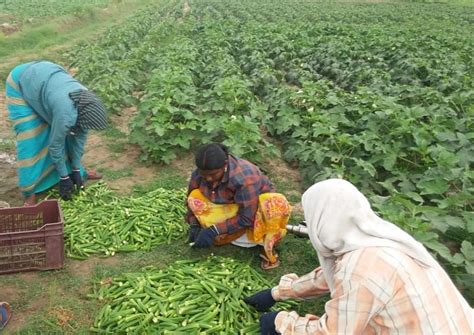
[286,224,309,236]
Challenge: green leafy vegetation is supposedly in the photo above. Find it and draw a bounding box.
[0,0,111,22]
[67,0,474,302]
[2,1,472,332]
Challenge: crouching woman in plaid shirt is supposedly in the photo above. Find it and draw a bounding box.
[245,179,473,334]
[186,143,291,270]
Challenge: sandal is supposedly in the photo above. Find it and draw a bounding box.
[0,302,12,330]
[259,254,280,270]
[86,169,103,180]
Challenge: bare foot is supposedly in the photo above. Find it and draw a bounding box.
[23,194,36,206]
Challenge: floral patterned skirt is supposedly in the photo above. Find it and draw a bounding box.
[187,189,291,264]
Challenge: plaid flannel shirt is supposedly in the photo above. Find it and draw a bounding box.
[272,247,473,334]
[185,155,274,234]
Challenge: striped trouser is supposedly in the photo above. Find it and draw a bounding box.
[5,64,59,196]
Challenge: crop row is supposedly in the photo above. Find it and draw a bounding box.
[0,0,111,21]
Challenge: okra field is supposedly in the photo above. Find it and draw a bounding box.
[1,0,473,333]
[0,0,111,21]
[68,0,473,298]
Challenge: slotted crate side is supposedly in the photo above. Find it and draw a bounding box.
[0,212,43,234]
[0,200,64,274]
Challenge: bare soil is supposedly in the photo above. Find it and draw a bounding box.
[67,255,121,282]
[1,256,121,333]
[81,132,159,195]
[0,22,20,35]
[2,272,49,334]
[4,299,44,334]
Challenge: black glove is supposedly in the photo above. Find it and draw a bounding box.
[192,226,218,248]
[244,289,276,312]
[188,224,201,243]
[69,169,84,192]
[260,311,279,335]
[59,176,74,200]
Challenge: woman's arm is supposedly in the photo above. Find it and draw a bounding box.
[185,170,200,225]
[274,249,394,335]
[274,278,381,335]
[48,114,69,177]
[272,267,330,301]
[66,128,88,169]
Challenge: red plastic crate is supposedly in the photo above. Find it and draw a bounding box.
[0,200,64,274]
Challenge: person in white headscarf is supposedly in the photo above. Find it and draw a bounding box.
[244,179,473,334]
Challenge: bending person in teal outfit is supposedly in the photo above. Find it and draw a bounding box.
[5,60,108,205]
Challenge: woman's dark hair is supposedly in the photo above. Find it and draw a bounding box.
[195,143,229,170]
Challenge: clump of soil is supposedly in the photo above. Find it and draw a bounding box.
[0,22,20,35]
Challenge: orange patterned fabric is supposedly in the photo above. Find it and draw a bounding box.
[188,189,291,263]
